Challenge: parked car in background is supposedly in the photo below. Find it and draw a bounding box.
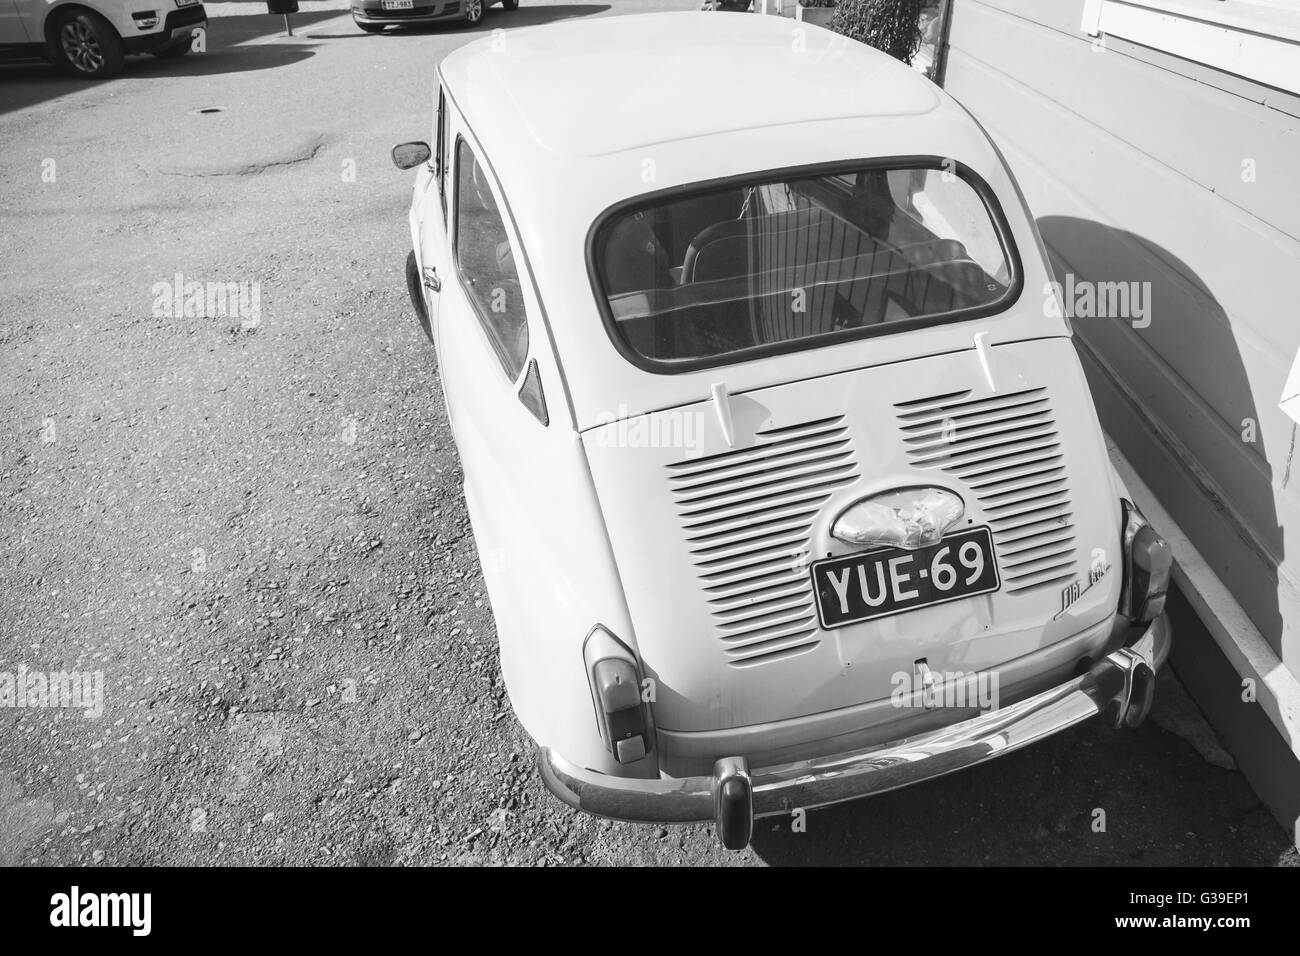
[352,0,516,34]
[0,0,205,78]
[390,12,1173,850]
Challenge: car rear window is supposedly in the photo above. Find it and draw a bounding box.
[590,161,1019,371]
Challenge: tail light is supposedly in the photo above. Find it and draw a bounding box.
[583,626,655,768]
[1120,500,1172,623]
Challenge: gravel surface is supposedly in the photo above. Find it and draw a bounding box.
[0,2,1295,867]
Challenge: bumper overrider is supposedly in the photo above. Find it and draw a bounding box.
[540,614,1170,850]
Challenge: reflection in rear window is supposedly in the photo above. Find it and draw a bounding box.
[591,163,1017,369]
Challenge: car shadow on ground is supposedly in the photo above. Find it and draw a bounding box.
[749,708,1297,866]
[751,213,1300,866]
[0,5,609,116]
[0,13,346,116]
[1033,215,1300,844]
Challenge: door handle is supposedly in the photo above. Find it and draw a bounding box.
[422,267,441,293]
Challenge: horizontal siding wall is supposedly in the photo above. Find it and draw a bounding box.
[943,0,1300,673]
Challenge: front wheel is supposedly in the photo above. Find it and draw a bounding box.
[462,0,485,26]
[53,11,125,79]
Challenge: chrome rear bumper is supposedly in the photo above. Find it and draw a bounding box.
[539,615,1169,849]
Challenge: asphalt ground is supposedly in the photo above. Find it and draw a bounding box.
[0,0,1296,865]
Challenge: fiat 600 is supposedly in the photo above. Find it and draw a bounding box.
[391,12,1172,850]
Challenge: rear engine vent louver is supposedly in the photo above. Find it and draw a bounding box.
[896,387,1077,594]
[668,416,858,667]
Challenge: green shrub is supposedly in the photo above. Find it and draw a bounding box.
[830,0,928,64]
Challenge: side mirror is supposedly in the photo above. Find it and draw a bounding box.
[391,141,431,170]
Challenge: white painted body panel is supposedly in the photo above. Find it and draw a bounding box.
[583,337,1122,733]
[419,105,652,778]
[413,11,1122,774]
[438,12,1070,429]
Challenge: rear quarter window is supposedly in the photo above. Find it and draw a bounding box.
[454,138,529,380]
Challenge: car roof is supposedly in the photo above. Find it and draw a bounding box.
[436,12,1034,430]
[439,11,940,160]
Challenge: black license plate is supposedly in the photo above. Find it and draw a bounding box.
[811,527,1000,629]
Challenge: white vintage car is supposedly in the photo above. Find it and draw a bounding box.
[391,11,1172,850]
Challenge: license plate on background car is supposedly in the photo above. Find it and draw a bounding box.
[382,0,414,8]
[811,527,1000,629]
[175,0,199,6]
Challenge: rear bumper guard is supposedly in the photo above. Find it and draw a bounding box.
[539,614,1170,849]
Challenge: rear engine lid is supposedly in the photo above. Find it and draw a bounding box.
[582,337,1122,732]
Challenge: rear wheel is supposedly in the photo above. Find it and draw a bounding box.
[53,11,125,79]
[462,0,485,25]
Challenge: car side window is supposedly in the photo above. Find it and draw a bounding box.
[453,139,529,380]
